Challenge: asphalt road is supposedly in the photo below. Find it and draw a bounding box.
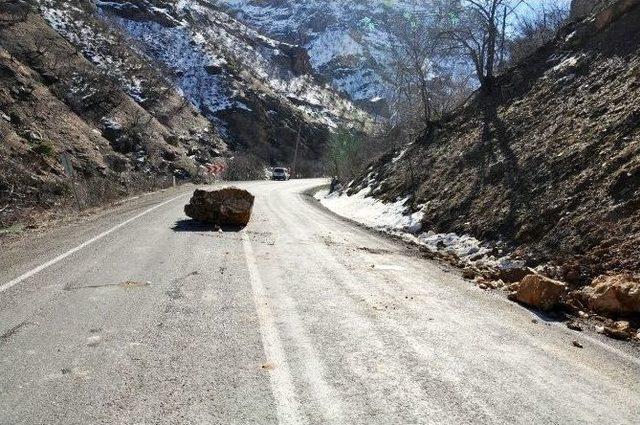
[1,179,639,424]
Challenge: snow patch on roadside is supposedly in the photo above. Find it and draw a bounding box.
[315,188,518,269]
[316,188,423,235]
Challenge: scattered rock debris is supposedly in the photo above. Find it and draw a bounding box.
[86,335,101,347]
[566,321,583,332]
[462,268,477,280]
[119,280,151,288]
[603,321,633,341]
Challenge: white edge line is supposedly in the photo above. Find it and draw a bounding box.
[241,232,303,425]
[0,193,190,294]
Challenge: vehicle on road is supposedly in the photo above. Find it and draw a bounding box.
[271,167,290,181]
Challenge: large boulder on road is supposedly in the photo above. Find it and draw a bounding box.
[513,274,567,311]
[184,188,254,227]
[578,274,640,316]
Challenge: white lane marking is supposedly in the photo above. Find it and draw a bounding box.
[242,232,304,425]
[256,216,346,423]
[0,193,190,294]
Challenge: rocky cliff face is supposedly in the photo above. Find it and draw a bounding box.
[350,0,640,286]
[39,0,371,171]
[213,0,432,113]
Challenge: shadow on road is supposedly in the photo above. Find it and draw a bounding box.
[523,305,567,323]
[171,219,245,233]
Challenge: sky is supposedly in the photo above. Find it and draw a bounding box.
[515,0,572,17]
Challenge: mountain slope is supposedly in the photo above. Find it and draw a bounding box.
[1,3,226,228]
[348,0,640,285]
[1,0,374,227]
[214,0,431,112]
[38,0,372,172]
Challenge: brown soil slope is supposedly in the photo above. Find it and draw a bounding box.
[0,7,226,228]
[352,1,640,285]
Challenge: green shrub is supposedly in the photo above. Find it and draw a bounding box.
[31,141,55,156]
[327,127,362,183]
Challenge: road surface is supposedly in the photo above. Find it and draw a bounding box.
[1,179,639,424]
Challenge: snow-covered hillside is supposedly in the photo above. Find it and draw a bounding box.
[37,0,373,170]
[214,0,433,110]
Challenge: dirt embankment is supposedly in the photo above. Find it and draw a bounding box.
[352,1,640,289]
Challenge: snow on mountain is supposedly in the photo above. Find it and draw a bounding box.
[37,0,372,170]
[213,0,432,109]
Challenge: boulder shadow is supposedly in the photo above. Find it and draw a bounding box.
[521,305,567,323]
[171,219,245,233]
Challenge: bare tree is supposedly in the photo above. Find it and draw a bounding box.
[223,151,266,181]
[327,127,363,184]
[385,10,437,127]
[376,3,477,137]
[64,71,122,118]
[509,3,569,64]
[126,108,154,141]
[436,0,527,94]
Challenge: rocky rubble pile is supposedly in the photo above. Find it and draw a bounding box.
[576,274,640,316]
[467,264,640,341]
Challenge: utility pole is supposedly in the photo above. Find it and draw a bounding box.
[291,126,301,178]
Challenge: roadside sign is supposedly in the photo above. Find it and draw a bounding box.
[206,159,227,178]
